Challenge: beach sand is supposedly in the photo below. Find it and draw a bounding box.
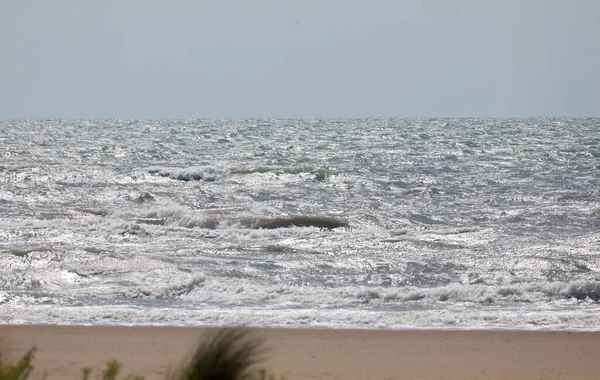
[1,325,599,379]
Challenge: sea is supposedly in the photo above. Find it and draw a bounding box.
[1,118,599,330]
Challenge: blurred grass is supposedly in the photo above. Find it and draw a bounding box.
[1,328,281,380]
[0,346,35,380]
[169,328,266,380]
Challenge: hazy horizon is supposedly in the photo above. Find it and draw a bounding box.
[2,0,599,119]
[2,116,599,121]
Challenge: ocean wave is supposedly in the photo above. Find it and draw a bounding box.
[240,215,349,230]
[148,166,229,182]
[129,207,220,229]
[133,192,155,203]
[349,281,600,305]
[565,281,600,301]
[231,166,330,180]
[8,246,54,258]
[112,222,150,236]
[3,303,600,330]
[146,165,331,182]
[129,272,206,299]
[2,245,599,313]
[2,118,599,330]
[78,208,109,217]
[117,207,349,230]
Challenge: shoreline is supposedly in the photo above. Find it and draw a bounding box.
[2,324,600,379]
[3,322,600,332]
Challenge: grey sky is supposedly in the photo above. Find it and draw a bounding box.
[1,0,598,118]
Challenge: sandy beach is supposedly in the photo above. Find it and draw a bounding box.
[1,325,599,379]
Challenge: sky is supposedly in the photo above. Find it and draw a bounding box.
[1,0,599,118]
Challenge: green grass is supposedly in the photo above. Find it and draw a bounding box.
[1,328,281,380]
[0,346,35,380]
[169,329,267,380]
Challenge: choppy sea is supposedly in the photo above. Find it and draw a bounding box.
[1,118,599,330]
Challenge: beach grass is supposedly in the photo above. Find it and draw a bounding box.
[168,328,269,380]
[0,346,35,380]
[1,328,278,380]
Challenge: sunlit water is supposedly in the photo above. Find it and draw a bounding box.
[1,118,599,330]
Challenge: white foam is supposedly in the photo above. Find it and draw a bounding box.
[148,166,229,182]
[2,303,600,331]
[1,118,599,331]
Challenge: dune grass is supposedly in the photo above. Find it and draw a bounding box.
[168,329,269,380]
[0,346,35,380]
[0,328,280,380]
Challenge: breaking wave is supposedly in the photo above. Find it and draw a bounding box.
[147,165,330,182]
[129,272,206,299]
[148,166,229,181]
[345,281,600,305]
[231,166,330,180]
[566,281,600,301]
[240,215,349,230]
[119,207,349,230]
[2,118,599,330]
